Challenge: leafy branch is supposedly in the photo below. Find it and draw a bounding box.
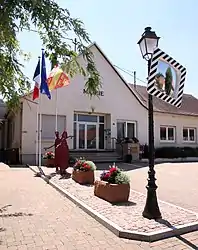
[0,0,101,110]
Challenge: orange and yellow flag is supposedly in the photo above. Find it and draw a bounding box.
[47,66,70,91]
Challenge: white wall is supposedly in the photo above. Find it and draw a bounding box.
[21,44,148,160]
[154,112,198,147]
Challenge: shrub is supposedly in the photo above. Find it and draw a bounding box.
[154,147,198,159]
[73,159,96,172]
[155,147,181,158]
[84,160,96,171]
[100,164,130,184]
[114,172,130,184]
[142,144,149,158]
[69,156,77,166]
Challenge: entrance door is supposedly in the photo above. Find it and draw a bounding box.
[77,123,98,149]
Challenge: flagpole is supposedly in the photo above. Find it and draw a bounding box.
[38,94,42,169]
[33,56,41,167]
[36,98,39,165]
[55,89,58,131]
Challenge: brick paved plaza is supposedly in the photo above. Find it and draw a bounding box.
[128,162,198,213]
[0,165,198,249]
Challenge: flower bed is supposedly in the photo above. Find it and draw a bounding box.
[72,159,96,185]
[94,164,130,203]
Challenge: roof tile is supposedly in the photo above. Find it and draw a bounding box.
[130,84,198,116]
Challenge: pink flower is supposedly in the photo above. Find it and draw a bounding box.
[109,167,117,174]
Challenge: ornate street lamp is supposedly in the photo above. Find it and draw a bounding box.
[137,27,162,219]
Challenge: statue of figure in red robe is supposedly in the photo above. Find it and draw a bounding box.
[55,131,70,175]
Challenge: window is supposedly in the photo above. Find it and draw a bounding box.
[116,121,136,139]
[74,114,104,123]
[160,126,175,142]
[99,116,104,123]
[39,115,66,140]
[117,122,125,139]
[73,114,105,149]
[183,128,196,142]
[78,114,97,122]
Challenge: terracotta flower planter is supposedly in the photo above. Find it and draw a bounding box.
[45,158,55,168]
[72,170,95,184]
[94,180,130,203]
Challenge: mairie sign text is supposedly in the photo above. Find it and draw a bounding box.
[83,89,104,96]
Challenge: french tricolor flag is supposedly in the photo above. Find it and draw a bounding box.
[32,57,41,101]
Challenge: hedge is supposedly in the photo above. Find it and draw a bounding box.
[142,145,198,159]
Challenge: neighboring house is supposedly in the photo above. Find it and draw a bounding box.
[131,84,198,148]
[3,42,198,164]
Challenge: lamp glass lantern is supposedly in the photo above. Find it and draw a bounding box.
[137,27,160,61]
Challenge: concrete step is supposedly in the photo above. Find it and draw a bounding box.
[70,155,120,159]
[93,159,123,163]
[69,152,119,157]
[69,151,122,163]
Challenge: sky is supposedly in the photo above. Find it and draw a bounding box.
[18,0,198,97]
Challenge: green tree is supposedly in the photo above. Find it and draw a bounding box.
[0,0,101,109]
[165,67,173,95]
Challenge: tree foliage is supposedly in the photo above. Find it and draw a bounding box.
[165,67,173,95]
[0,0,101,109]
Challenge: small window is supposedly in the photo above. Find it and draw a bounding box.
[160,126,175,142]
[168,127,174,141]
[117,122,125,139]
[39,115,66,140]
[99,116,104,123]
[160,127,166,141]
[78,115,97,123]
[116,121,136,139]
[183,128,196,142]
[189,129,195,141]
[183,128,188,141]
[127,122,135,138]
[73,122,77,149]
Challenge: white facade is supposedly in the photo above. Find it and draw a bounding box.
[154,112,198,147]
[19,44,148,164]
[6,43,198,164]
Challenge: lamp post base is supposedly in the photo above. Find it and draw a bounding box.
[142,186,162,220]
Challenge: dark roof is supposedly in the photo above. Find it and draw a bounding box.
[130,84,198,116]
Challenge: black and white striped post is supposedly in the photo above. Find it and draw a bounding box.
[138,27,162,219]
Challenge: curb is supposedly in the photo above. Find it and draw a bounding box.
[28,165,198,242]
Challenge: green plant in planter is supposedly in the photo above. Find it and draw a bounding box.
[73,159,96,172]
[115,172,130,184]
[100,164,130,184]
[84,161,96,171]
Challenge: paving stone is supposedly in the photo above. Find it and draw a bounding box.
[37,166,198,234]
[0,165,197,250]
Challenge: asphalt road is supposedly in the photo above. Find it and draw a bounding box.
[124,162,198,213]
